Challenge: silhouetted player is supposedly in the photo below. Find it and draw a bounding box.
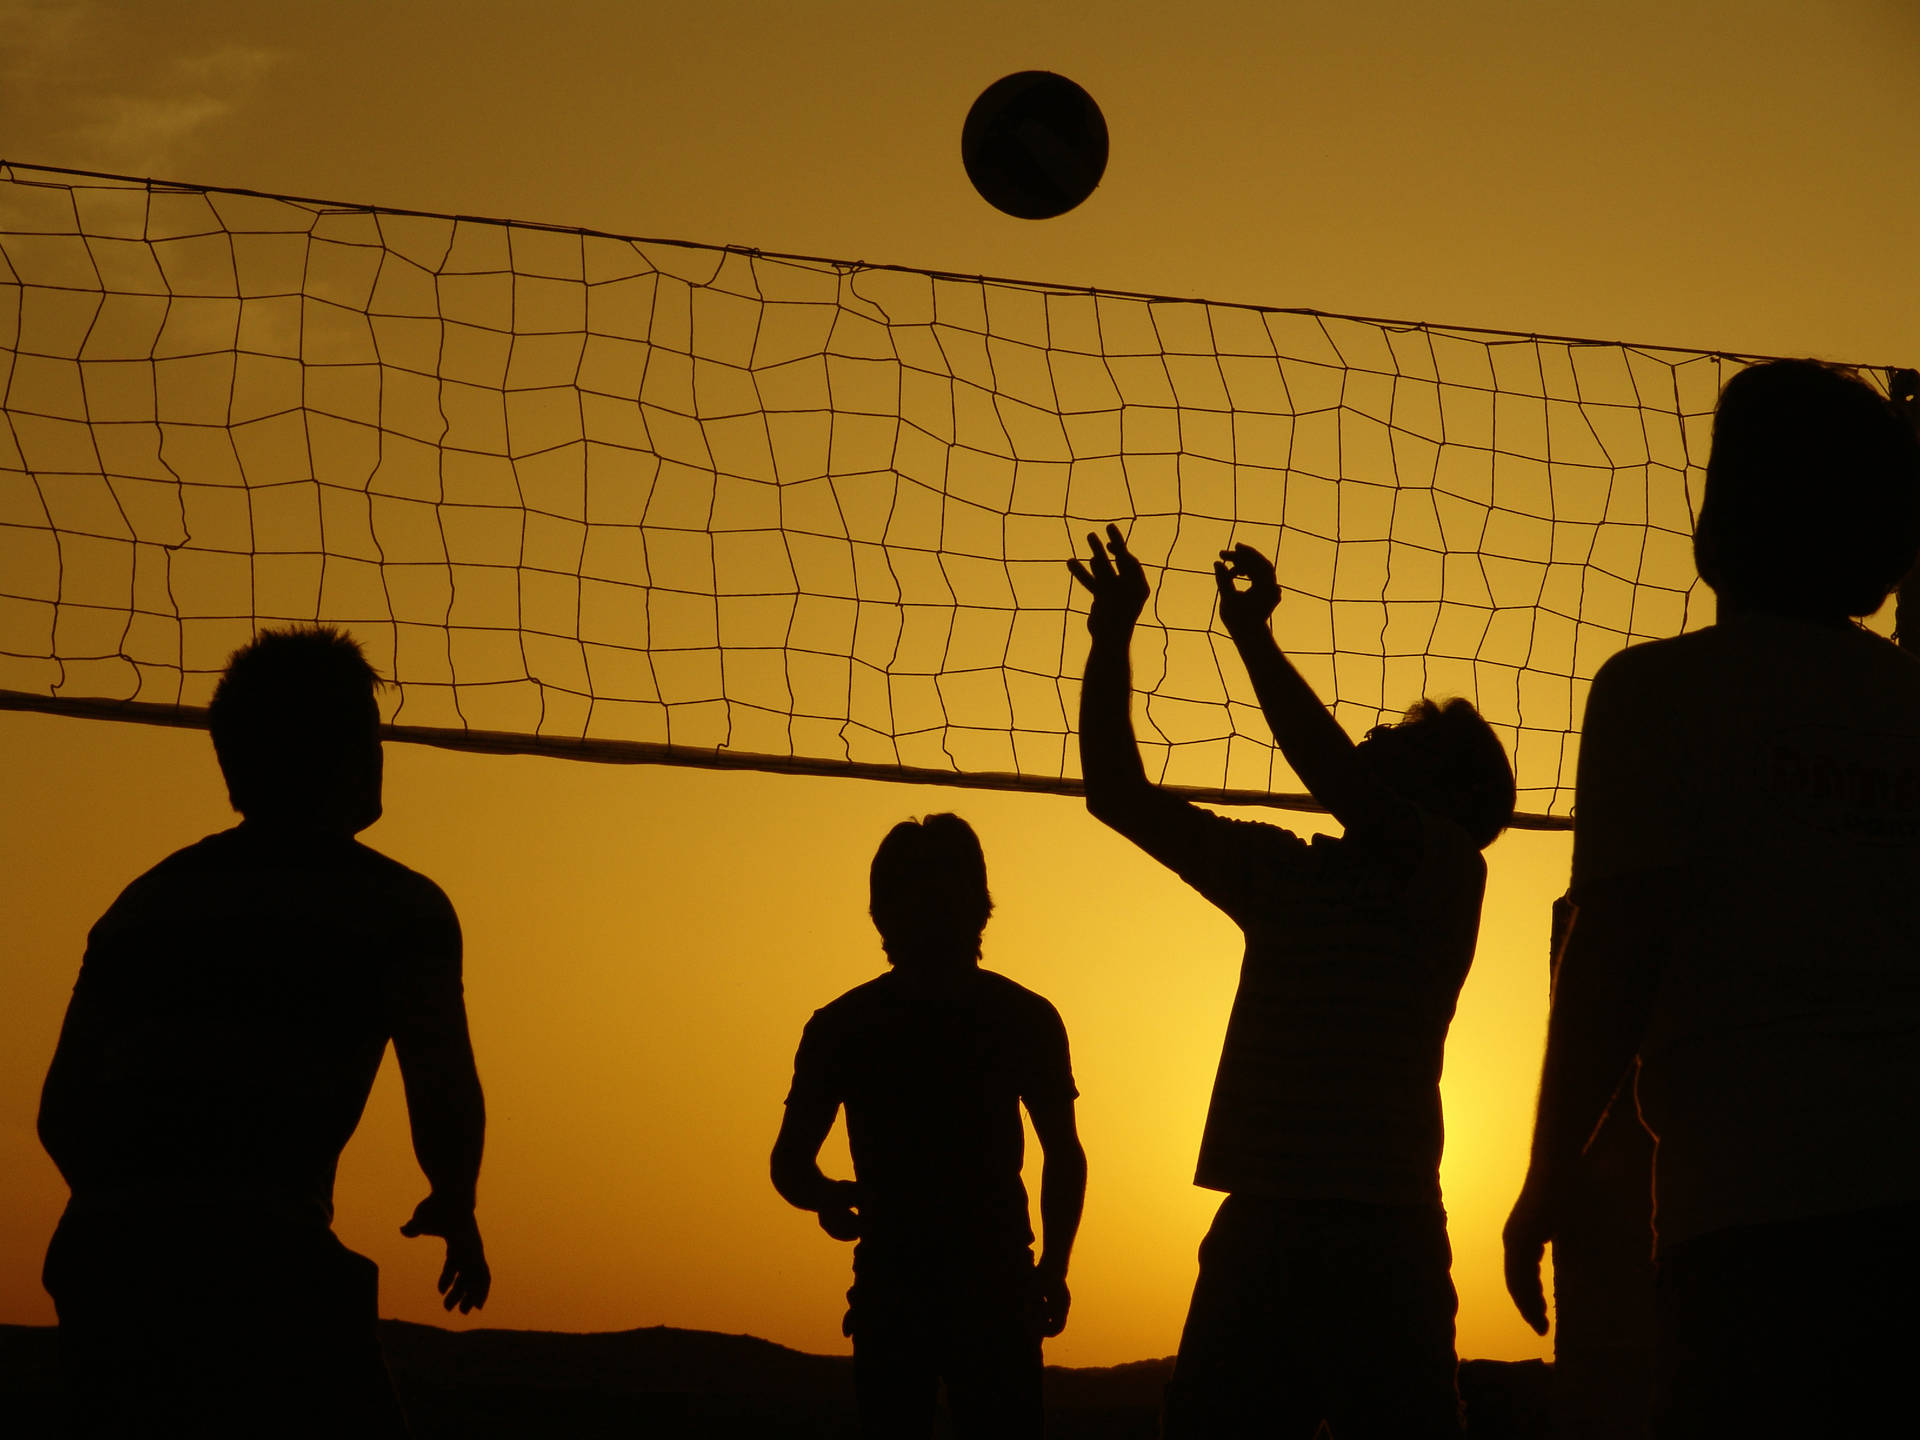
[1070,529,1514,1438]
[37,626,489,1437]
[772,814,1086,1438]
[1505,360,1920,1437]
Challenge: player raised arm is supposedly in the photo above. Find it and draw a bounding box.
[1213,543,1405,832]
[1067,525,1211,852]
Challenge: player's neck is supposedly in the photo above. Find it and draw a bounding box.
[1715,595,1851,630]
[237,812,360,845]
[887,945,981,979]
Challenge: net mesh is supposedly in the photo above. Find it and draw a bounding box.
[2,164,1895,822]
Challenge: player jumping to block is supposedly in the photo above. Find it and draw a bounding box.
[1069,526,1514,1438]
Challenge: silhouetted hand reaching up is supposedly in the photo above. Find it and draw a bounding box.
[401,1193,492,1314]
[1066,524,1148,637]
[1213,543,1281,637]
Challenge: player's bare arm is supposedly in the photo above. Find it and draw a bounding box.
[1503,873,1679,1333]
[1026,1091,1086,1339]
[1503,657,1687,1333]
[770,1097,862,1242]
[392,897,491,1313]
[1067,524,1211,852]
[1213,542,1402,831]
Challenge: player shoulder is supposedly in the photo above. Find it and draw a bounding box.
[973,967,1065,1021]
[812,972,895,1021]
[346,842,460,931]
[1589,631,1698,693]
[101,829,240,910]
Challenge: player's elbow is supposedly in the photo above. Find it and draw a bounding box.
[1083,772,1147,828]
[769,1144,809,1207]
[1050,1134,1088,1183]
[36,1090,84,1183]
[36,1104,67,1171]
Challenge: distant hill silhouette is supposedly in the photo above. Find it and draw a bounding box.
[0,1322,1547,1437]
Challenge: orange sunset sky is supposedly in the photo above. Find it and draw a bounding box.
[4,0,1920,1369]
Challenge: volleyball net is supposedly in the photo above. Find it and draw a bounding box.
[6,162,1893,824]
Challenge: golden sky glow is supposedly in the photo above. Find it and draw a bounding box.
[4,0,1919,1369]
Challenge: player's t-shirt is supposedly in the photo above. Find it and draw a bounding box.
[1157,803,1486,1204]
[1573,614,1920,1249]
[784,967,1077,1273]
[56,824,464,1227]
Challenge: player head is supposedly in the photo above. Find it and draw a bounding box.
[208,626,385,835]
[1695,359,1920,621]
[1357,698,1516,849]
[869,812,995,968]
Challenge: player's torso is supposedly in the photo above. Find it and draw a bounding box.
[1200,817,1484,1202]
[831,972,1040,1261]
[76,829,429,1214]
[1627,620,1920,1240]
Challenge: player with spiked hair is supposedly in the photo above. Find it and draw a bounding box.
[38,626,489,1437]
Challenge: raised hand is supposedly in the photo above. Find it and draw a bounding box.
[1065,523,1149,636]
[401,1192,492,1314]
[815,1179,862,1243]
[1213,542,1280,635]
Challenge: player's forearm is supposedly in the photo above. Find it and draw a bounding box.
[1079,621,1151,815]
[1225,619,1360,806]
[406,1064,486,1209]
[1037,1140,1087,1277]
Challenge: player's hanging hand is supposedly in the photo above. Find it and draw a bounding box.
[1066,523,1149,637]
[1029,1258,1072,1338]
[401,1192,492,1314]
[1214,542,1280,636]
[815,1179,863,1243]
[1501,1175,1557,1337]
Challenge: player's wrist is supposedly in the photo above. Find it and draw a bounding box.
[425,1186,478,1215]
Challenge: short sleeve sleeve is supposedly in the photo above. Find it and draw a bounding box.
[384,876,466,1044]
[1020,997,1079,1105]
[1571,646,1700,897]
[1152,806,1312,925]
[783,1009,842,1112]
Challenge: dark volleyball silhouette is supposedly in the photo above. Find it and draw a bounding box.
[961,72,1108,220]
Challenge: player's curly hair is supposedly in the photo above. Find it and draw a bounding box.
[869,813,995,963]
[1383,698,1516,849]
[208,626,383,818]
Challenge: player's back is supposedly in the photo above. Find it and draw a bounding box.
[1579,613,1920,1242]
[61,823,457,1223]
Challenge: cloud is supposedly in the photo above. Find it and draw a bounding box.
[69,45,278,174]
[1,3,278,177]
